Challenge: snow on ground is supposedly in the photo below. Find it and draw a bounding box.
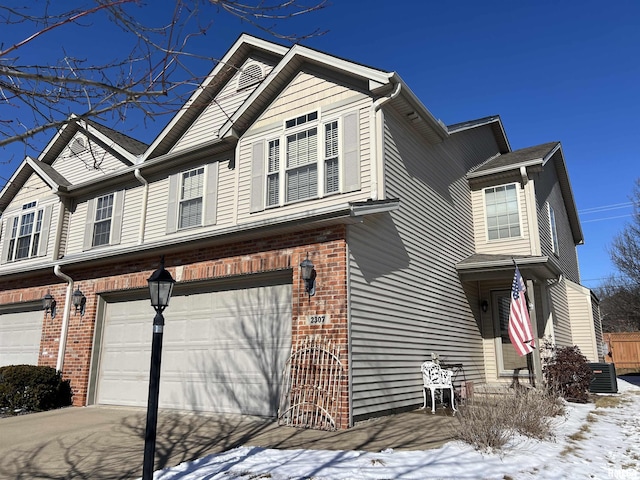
[155,380,640,480]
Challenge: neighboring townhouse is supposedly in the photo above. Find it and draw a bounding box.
[0,34,602,429]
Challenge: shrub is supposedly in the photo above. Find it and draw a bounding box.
[543,345,593,403]
[455,387,565,451]
[0,365,73,414]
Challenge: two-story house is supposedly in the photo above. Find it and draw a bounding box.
[0,34,602,430]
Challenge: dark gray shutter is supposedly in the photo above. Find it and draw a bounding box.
[0,216,16,263]
[83,198,95,251]
[110,190,125,245]
[250,141,265,213]
[37,205,53,256]
[342,111,360,192]
[166,174,179,233]
[204,163,219,226]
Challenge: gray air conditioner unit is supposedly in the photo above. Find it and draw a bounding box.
[588,363,618,394]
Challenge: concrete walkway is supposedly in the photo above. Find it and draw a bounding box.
[0,406,457,479]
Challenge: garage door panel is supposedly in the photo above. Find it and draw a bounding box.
[0,308,43,367]
[96,281,291,415]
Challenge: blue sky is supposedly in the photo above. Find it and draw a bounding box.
[1,0,638,289]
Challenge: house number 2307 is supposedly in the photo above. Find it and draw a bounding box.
[307,315,329,325]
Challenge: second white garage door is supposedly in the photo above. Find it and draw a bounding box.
[0,304,43,367]
[95,277,292,416]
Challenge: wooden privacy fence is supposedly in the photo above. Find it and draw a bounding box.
[604,332,640,374]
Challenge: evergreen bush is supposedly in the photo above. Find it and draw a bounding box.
[0,365,73,414]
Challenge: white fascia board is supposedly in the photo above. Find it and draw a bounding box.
[143,35,288,161]
[393,74,449,141]
[467,159,543,179]
[541,142,562,166]
[81,122,136,163]
[37,114,78,163]
[25,157,62,191]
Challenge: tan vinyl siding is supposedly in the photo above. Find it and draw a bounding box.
[217,159,236,226]
[252,71,366,130]
[119,185,142,245]
[534,156,581,282]
[171,56,277,154]
[51,134,130,185]
[65,199,88,254]
[6,174,51,207]
[237,94,372,223]
[144,176,171,241]
[471,183,532,256]
[566,279,598,361]
[349,112,500,420]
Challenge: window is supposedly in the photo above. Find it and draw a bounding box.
[549,205,559,254]
[179,167,205,229]
[324,121,339,194]
[250,111,360,213]
[267,140,280,207]
[286,127,318,203]
[83,191,124,251]
[92,194,114,247]
[5,203,45,261]
[485,184,521,240]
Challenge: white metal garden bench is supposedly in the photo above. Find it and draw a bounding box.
[421,361,457,414]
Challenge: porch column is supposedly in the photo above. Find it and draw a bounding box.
[527,279,543,386]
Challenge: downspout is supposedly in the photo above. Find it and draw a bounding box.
[370,81,402,201]
[53,265,73,372]
[134,168,149,244]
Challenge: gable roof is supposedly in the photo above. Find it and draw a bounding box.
[0,156,71,212]
[144,34,450,160]
[39,116,148,165]
[448,115,511,154]
[467,141,583,245]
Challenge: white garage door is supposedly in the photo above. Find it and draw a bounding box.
[95,278,292,416]
[0,305,43,367]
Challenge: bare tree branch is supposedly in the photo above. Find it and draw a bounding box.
[0,0,327,152]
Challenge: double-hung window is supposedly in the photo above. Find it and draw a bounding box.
[485,184,521,240]
[250,110,360,213]
[179,167,205,229]
[92,193,114,247]
[83,191,124,251]
[4,201,50,262]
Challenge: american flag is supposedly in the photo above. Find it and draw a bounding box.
[508,265,535,356]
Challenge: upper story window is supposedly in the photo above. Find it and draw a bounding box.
[83,191,124,251]
[549,204,559,254]
[166,163,219,234]
[485,183,521,240]
[250,110,360,213]
[3,202,52,262]
[92,193,114,247]
[179,167,205,229]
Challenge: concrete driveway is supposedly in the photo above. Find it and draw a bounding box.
[0,406,457,479]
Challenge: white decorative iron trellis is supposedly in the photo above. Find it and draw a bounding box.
[278,335,343,431]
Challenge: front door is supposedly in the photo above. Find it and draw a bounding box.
[492,290,529,376]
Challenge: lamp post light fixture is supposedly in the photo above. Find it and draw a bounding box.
[72,289,86,316]
[142,257,176,480]
[42,292,56,318]
[299,254,316,298]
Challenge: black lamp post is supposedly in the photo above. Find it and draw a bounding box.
[142,257,175,480]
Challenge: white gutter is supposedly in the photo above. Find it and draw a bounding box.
[53,265,74,372]
[370,82,402,200]
[134,168,149,244]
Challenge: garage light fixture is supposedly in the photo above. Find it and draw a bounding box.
[42,292,56,318]
[143,256,176,480]
[72,289,86,316]
[300,254,316,298]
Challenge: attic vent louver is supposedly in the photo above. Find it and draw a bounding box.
[70,138,86,155]
[237,63,263,90]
